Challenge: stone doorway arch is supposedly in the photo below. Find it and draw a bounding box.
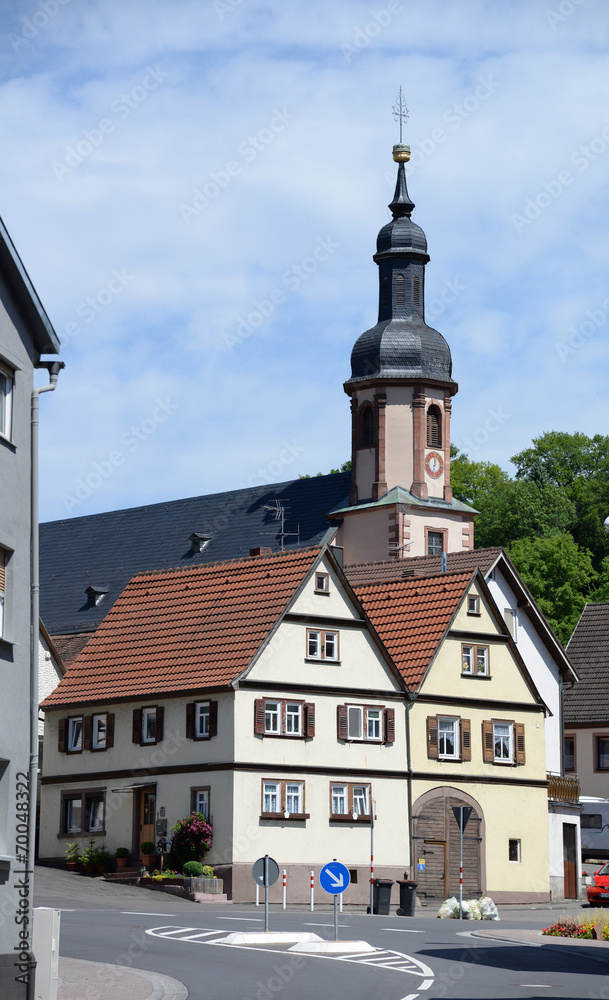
[412,787,485,903]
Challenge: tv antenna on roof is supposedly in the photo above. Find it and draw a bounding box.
[263,500,300,552]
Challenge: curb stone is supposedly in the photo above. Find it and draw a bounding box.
[58,957,188,1000]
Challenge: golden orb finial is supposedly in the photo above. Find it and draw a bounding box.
[393,143,411,163]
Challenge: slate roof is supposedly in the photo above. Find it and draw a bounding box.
[353,571,472,688]
[41,547,322,708]
[564,603,609,724]
[328,485,477,517]
[40,472,349,636]
[345,548,502,586]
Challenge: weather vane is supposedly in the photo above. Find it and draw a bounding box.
[392,86,409,143]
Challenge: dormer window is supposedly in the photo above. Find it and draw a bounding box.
[396,273,405,306]
[85,586,108,608]
[189,532,211,554]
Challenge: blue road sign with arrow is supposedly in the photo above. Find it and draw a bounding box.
[319,861,350,895]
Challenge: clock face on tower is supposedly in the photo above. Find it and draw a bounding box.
[425,450,444,479]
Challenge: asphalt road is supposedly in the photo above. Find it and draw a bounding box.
[34,868,609,1000]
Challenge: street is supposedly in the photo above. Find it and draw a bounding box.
[34,868,609,999]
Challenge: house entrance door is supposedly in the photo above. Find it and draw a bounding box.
[563,823,577,899]
[138,787,156,853]
[419,841,446,900]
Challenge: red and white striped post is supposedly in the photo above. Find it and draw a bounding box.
[282,869,287,910]
[310,870,314,911]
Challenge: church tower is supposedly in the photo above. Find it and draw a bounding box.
[329,138,477,564]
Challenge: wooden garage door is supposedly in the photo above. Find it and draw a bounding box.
[412,793,482,901]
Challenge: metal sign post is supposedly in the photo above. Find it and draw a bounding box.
[319,861,350,941]
[452,806,472,919]
[369,803,374,917]
[252,855,280,932]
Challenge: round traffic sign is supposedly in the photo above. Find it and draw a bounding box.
[319,861,350,895]
[252,855,280,887]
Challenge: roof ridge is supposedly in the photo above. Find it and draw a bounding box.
[127,546,322,580]
[354,569,473,590]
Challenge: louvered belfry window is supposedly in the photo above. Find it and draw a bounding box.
[396,274,405,306]
[427,405,441,447]
[360,405,374,448]
[413,275,420,307]
[382,276,389,307]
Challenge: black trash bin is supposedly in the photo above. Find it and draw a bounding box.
[367,878,394,915]
[396,880,417,916]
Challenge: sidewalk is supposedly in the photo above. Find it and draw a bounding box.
[58,958,188,1000]
[473,926,609,959]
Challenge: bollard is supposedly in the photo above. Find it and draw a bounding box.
[255,882,259,907]
[310,870,314,911]
[282,869,287,910]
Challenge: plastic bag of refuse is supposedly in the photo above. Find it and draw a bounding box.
[460,900,473,919]
[468,899,482,920]
[478,895,499,921]
[437,896,458,918]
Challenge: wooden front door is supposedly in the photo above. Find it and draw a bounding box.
[419,840,447,900]
[563,823,577,899]
[138,787,156,853]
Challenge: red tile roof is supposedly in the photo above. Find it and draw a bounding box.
[49,633,92,669]
[42,547,321,707]
[345,548,502,587]
[353,571,472,688]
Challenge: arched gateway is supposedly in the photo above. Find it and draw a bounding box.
[412,787,485,903]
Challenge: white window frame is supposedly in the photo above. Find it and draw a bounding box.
[467,595,480,615]
[65,796,82,834]
[264,701,280,734]
[352,785,369,816]
[438,717,459,759]
[427,530,444,556]
[62,790,105,834]
[0,363,13,441]
[306,628,339,661]
[493,721,513,762]
[344,704,384,742]
[195,702,210,738]
[315,572,329,594]
[92,714,107,750]
[192,787,210,819]
[348,705,363,740]
[508,838,521,863]
[332,784,347,815]
[367,708,382,741]
[67,717,83,753]
[142,707,157,744]
[263,781,279,814]
[87,795,105,833]
[285,782,303,815]
[285,702,302,736]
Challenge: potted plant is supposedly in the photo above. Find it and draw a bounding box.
[80,839,98,874]
[140,841,157,868]
[115,847,130,869]
[65,842,81,872]
[95,845,113,874]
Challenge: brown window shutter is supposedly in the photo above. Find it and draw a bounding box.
[337,704,348,741]
[460,718,471,761]
[254,699,265,735]
[515,722,526,764]
[83,715,92,750]
[106,713,115,749]
[209,700,218,738]
[384,708,395,744]
[186,702,195,740]
[132,708,142,745]
[155,706,164,743]
[58,717,67,753]
[482,720,494,763]
[426,716,439,759]
[304,703,315,738]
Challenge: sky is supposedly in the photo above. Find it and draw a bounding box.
[1,0,608,522]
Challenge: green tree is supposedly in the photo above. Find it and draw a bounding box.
[475,480,575,549]
[507,534,596,644]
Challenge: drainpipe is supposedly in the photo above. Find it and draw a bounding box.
[406,694,415,880]
[28,361,64,940]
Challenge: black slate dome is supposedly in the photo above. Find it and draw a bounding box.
[345,158,456,390]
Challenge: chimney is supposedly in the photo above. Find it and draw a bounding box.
[250,547,272,557]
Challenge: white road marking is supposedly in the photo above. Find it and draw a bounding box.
[121,911,176,917]
[399,995,419,1000]
[218,916,263,921]
[303,922,350,927]
[382,927,425,933]
[419,980,433,990]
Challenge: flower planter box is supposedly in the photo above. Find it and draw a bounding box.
[184,876,224,895]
